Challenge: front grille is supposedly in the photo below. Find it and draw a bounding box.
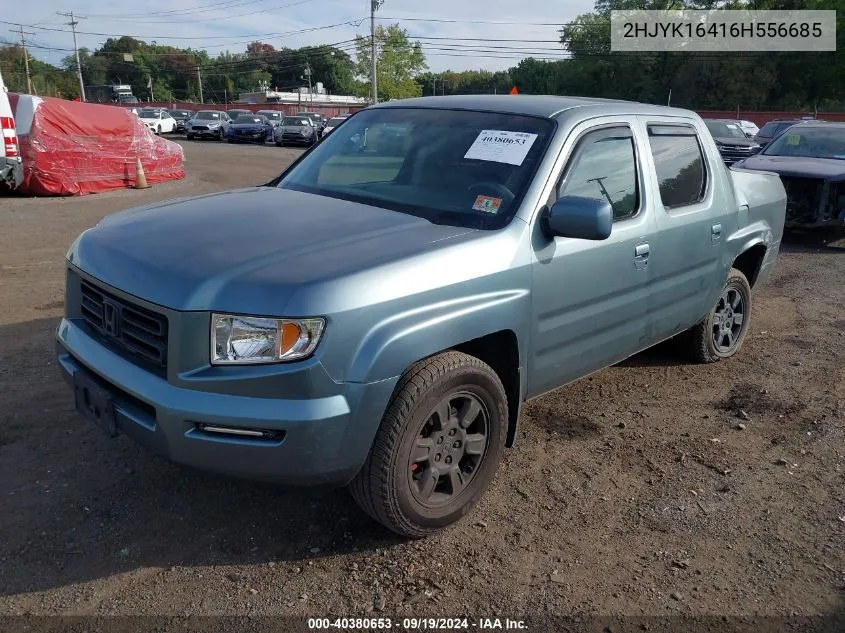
[80,280,168,371]
[781,176,825,225]
[192,125,209,131]
[718,145,756,163]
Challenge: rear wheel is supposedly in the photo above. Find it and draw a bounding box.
[684,267,752,363]
[349,351,507,538]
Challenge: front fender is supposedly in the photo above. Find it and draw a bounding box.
[346,288,530,385]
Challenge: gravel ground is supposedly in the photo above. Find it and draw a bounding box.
[0,139,843,631]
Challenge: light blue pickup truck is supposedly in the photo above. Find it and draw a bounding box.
[57,95,786,538]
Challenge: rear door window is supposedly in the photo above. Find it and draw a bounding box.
[646,124,707,210]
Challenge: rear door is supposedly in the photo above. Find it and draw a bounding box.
[637,116,733,343]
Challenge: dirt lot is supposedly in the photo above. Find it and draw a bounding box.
[0,139,843,630]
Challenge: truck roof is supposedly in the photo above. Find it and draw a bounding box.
[372,94,696,120]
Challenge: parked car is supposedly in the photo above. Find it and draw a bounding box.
[168,109,194,133]
[274,115,318,146]
[185,110,232,140]
[752,118,823,150]
[321,115,349,138]
[56,95,786,538]
[703,119,761,165]
[295,111,327,135]
[0,68,22,190]
[138,108,177,135]
[733,121,845,230]
[256,110,284,126]
[226,114,275,144]
[737,119,759,138]
[226,108,252,119]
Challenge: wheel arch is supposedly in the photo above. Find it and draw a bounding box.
[732,242,767,287]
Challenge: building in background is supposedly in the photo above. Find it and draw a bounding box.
[238,83,367,107]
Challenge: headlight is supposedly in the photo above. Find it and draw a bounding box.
[211,314,325,365]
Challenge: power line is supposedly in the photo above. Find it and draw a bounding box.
[85,0,277,19]
[84,0,321,25]
[56,10,86,101]
[0,17,365,42]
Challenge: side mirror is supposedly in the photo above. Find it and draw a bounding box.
[542,195,612,240]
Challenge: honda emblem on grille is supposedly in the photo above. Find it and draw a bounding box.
[102,299,121,338]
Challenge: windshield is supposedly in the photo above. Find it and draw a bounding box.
[276,107,554,229]
[138,109,159,118]
[328,117,347,126]
[196,111,221,120]
[763,126,845,159]
[283,117,310,125]
[705,121,747,139]
[260,112,282,119]
[757,121,794,139]
[235,115,264,124]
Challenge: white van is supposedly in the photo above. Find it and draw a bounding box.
[0,69,22,189]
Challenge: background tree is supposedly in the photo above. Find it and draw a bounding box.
[354,24,427,101]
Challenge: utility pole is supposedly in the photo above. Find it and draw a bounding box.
[57,11,86,102]
[11,26,35,94]
[196,65,203,103]
[370,0,384,104]
[304,62,312,106]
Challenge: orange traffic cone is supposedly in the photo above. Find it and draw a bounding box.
[134,156,150,189]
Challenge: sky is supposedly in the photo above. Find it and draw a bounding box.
[3,0,594,76]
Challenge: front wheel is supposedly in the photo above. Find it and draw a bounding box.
[685,267,752,363]
[156,125,162,135]
[349,351,508,539]
[186,134,194,140]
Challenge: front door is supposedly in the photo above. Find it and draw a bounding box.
[528,119,657,399]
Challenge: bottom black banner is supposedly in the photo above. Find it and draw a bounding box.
[0,614,843,633]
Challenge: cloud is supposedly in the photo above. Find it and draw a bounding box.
[9,0,593,72]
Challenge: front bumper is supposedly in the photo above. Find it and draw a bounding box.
[56,317,398,487]
[188,127,222,137]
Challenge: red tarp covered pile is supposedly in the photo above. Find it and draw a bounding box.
[8,93,185,196]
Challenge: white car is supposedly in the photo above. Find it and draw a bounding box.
[138,108,176,135]
[0,69,22,190]
[321,115,349,138]
[737,119,759,138]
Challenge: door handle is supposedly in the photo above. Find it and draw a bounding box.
[634,243,649,270]
[711,224,722,242]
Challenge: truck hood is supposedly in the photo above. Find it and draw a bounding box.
[713,136,758,148]
[737,155,845,180]
[68,187,474,314]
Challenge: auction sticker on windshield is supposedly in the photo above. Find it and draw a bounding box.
[464,130,538,166]
[472,195,503,213]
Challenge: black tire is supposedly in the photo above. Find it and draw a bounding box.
[349,351,508,539]
[227,139,235,144]
[686,267,752,363]
[156,125,161,135]
[186,134,194,140]
[275,141,283,147]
